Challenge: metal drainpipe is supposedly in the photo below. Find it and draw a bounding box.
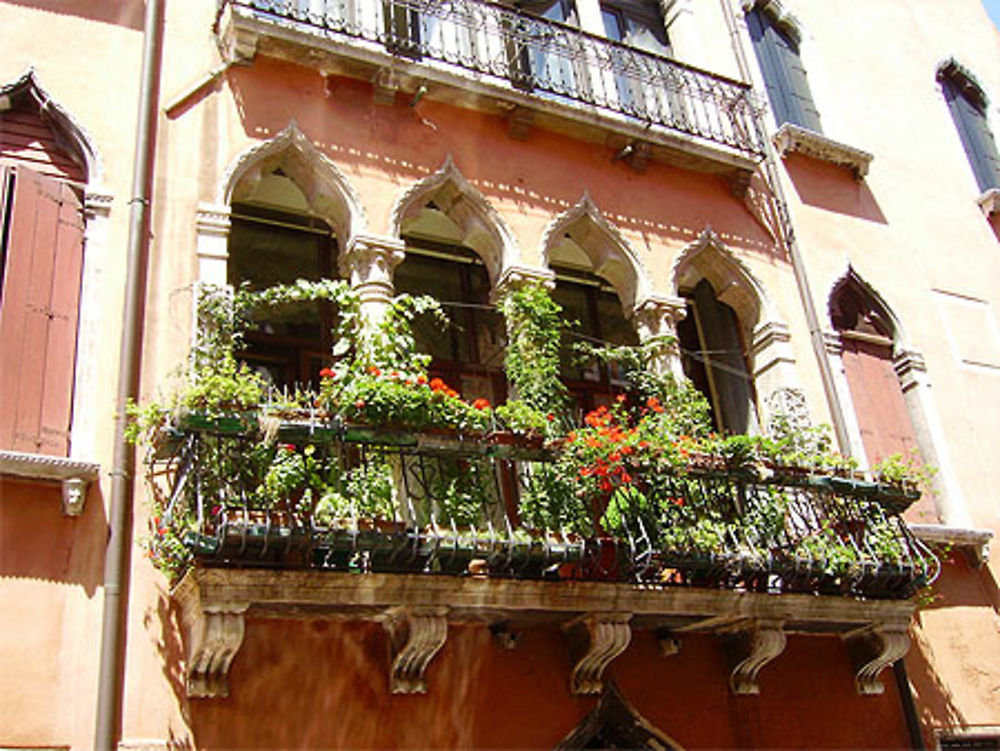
[93,1,165,750]
[720,4,925,750]
[718,0,851,454]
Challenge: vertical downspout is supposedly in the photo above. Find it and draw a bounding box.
[718,0,851,454]
[93,1,165,750]
[720,4,925,749]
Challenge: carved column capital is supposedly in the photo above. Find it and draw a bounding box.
[341,233,406,308]
[196,203,232,238]
[724,618,787,695]
[383,606,449,694]
[564,612,632,695]
[894,348,928,391]
[845,623,911,696]
[83,187,114,220]
[631,295,686,340]
[492,264,556,302]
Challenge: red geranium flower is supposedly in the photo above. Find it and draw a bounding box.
[472,398,490,410]
[368,366,381,376]
[319,367,336,379]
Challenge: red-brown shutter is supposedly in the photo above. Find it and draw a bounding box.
[840,335,937,521]
[0,165,85,456]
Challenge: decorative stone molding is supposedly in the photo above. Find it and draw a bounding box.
[0,68,105,183]
[83,188,114,219]
[492,264,556,300]
[741,0,802,43]
[936,57,989,109]
[0,450,99,516]
[564,612,632,695]
[542,193,649,313]
[216,1,260,63]
[772,123,873,179]
[977,187,1000,219]
[196,203,232,238]
[389,156,519,283]
[844,624,910,696]
[893,348,928,392]
[763,387,811,438]
[910,524,993,568]
[219,121,367,244]
[382,606,449,694]
[672,227,770,340]
[195,203,233,286]
[724,619,786,695]
[750,320,796,380]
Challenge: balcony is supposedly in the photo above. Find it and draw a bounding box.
[216,0,764,177]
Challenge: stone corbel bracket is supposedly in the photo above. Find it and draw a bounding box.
[0,449,99,516]
[723,618,787,695]
[978,187,1000,219]
[844,623,910,696]
[186,606,249,698]
[383,606,449,694]
[564,612,632,695]
[174,574,250,699]
[910,524,993,568]
[772,123,873,179]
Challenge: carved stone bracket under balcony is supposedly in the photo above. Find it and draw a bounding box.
[382,606,449,694]
[844,623,911,696]
[564,612,632,695]
[722,618,787,695]
[185,606,249,698]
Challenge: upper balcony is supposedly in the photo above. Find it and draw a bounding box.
[216,0,765,180]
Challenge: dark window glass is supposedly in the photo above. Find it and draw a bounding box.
[227,201,337,390]
[677,279,757,434]
[552,268,637,417]
[746,7,822,132]
[394,241,506,405]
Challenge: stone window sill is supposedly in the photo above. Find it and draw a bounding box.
[977,187,1000,218]
[0,449,99,516]
[772,123,873,179]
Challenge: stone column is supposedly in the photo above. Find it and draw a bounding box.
[631,295,687,381]
[340,233,407,328]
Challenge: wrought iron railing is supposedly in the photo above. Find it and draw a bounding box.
[149,417,934,599]
[222,0,764,158]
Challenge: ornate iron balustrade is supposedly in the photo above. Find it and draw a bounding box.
[149,417,934,599]
[223,0,764,158]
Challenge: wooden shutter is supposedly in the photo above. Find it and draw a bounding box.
[746,9,821,132]
[0,165,85,456]
[943,78,1000,192]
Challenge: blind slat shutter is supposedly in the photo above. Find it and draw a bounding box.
[747,9,821,132]
[0,166,84,456]
[944,78,1000,192]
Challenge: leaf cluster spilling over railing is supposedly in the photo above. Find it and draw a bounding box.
[225,0,764,158]
[148,416,934,599]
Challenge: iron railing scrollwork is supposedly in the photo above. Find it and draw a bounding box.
[223,0,764,158]
[151,420,935,599]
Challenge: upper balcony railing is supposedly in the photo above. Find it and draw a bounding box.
[220,0,765,161]
[150,415,934,600]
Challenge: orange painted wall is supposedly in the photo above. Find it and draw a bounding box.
[0,477,106,748]
[182,618,909,750]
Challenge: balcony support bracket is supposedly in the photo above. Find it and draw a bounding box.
[845,623,910,695]
[183,605,249,698]
[564,612,632,695]
[723,618,786,695]
[383,606,449,694]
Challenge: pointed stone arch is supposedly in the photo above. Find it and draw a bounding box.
[555,683,685,751]
[541,193,650,314]
[219,121,367,245]
[0,67,104,185]
[672,227,772,339]
[389,156,518,284]
[828,265,908,349]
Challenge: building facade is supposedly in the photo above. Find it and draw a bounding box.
[1,0,999,749]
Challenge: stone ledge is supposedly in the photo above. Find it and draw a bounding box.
[0,450,99,516]
[910,523,993,567]
[977,187,1000,218]
[773,123,873,179]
